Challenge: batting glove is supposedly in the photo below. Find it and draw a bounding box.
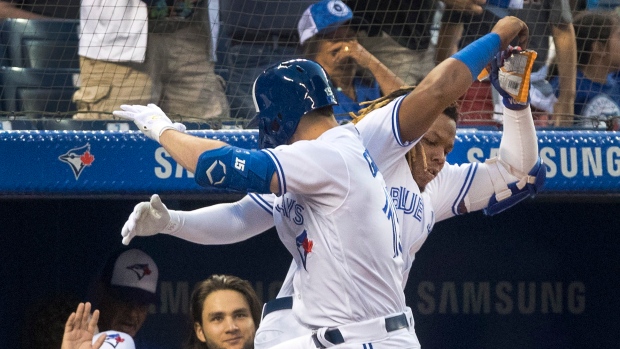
[121,194,181,245]
[490,46,531,110]
[113,104,185,142]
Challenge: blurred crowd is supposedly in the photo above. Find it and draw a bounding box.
[1,0,620,130]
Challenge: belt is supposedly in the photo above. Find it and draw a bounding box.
[261,296,293,319]
[311,312,410,348]
[263,296,411,348]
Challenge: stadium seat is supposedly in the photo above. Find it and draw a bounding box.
[0,67,79,118]
[0,18,79,69]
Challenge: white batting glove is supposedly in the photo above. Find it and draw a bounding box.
[121,194,180,245]
[173,122,187,133]
[113,104,183,142]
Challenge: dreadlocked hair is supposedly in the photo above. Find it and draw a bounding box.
[406,142,427,178]
[351,86,416,124]
[349,85,461,178]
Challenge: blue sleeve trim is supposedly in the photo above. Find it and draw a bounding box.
[451,163,478,216]
[391,95,409,146]
[263,149,286,195]
[248,193,274,215]
[451,33,501,82]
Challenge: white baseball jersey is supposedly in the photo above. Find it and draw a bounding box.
[354,96,483,285]
[169,97,536,348]
[262,125,407,329]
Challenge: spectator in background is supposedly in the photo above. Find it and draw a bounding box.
[61,302,135,349]
[345,0,485,87]
[74,1,228,121]
[219,0,315,120]
[551,11,620,129]
[186,274,261,349]
[438,0,577,127]
[88,248,159,346]
[299,0,405,123]
[0,0,79,19]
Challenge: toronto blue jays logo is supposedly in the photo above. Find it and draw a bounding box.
[58,143,95,180]
[126,264,152,280]
[296,230,313,271]
[102,333,127,348]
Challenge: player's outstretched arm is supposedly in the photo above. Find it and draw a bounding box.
[114,104,280,194]
[121,194,274,245]
[157,129,227,173]
[397,16,529,143]
[113,104,227,173]
[490,47,538,173]
[464,47,544,215]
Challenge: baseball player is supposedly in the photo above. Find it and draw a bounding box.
[118,17,534,349]
[116,59,420,348]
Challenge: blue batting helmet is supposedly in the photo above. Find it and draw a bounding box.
[251,59,338,149]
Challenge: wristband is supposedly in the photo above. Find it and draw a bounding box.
[451,33,501,82]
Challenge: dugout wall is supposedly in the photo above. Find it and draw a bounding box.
[1,198,619,348]
[1,129,619,348]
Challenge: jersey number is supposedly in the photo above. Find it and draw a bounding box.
[363,150,379,177]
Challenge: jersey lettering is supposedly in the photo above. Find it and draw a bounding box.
[390,186,425,222]
[382,187,402,257]
[293,205,305,225]
[363,149,379,177]
[275,198,305,225]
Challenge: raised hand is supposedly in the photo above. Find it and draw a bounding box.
[490,46,536,110]
[61,303,105,349]
[121,194,173,245]
[491,16,529,50]
[331,40,373,68]
[113,104,184,142]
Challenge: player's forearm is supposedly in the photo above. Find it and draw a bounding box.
[397,57,483,142]
[168,196,274,245]
[465,112,538,213]
[399,32,502,142]
[159,129,227,173]
[498,106,538,176]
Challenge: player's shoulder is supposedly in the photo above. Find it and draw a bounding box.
[318,124,363,147]
[355,95,406,128]
[272,126,360,160]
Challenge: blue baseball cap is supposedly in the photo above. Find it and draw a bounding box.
[298,0,362,45]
